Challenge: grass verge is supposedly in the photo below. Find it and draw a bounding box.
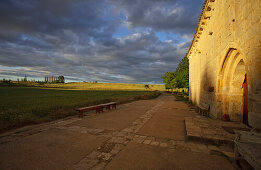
[173,92,189,102]
[173,92,198,112]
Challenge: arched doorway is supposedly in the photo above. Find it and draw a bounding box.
[218,49,247,123]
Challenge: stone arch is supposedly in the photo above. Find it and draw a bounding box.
[218,48,247,122]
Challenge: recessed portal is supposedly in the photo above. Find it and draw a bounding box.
[219,49,247,122]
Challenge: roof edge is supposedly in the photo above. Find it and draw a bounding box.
[186,0,210,58]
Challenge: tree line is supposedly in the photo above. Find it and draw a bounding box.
[162,56,189,92]
[44,75,65,83]
[1,75,65,84]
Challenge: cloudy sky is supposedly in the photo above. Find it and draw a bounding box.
[0,0,203,84]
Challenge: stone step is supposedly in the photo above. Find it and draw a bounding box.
[184,117,239,148]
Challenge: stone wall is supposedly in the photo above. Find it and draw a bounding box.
[187,0,261,129]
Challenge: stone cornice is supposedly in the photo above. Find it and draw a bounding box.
[186,0,215,58]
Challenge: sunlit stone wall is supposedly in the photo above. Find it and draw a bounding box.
[187,0,261,128]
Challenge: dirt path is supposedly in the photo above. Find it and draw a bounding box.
[0,93,234,170]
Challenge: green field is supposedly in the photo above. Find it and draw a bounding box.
[0,86,160,132]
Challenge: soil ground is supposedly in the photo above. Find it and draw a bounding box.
[0,93,234,170]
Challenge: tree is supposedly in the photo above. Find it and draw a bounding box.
[58,76,65,83]
[162,56,189,91]
[23,75,27,82]
[175,56,189,88]
[162,72,176,92]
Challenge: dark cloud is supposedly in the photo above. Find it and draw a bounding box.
[0,0,202,83]
[109,0,203,34]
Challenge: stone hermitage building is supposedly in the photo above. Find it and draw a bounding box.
[186,0,261,129]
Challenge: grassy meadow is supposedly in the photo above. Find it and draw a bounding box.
[0,84,162,132]
[43,82,166,91]
[2,81,165,91]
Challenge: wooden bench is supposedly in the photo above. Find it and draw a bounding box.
[234,130,261,169]
[103,102,117,111]
[198,103,210,117]
[75,102,117,118]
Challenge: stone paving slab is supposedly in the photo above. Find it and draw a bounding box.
[68,100,159,131]
[0,128,108,170]
[138,100,193,140]
[105,143,234,170]
[130,134,236,157]
[185,117,250,146]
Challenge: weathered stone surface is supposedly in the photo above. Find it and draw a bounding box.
[150,141,159,146]
[92,162,107,170]
[87,151,101,159]
[103,153,112,161]
[146,136,155,141]
[195,144,209,154]
[166,140,176,149]
[110,149,119,155]
[115,137,126,144]
[185,117,248,145]
[159,142,167,147]
[222,151,235,159]
[219,145,234,152]
[110,144,124,155]
[143,139,151,145]
[208,145,220,151]
[122,128,133,133]
[132,137,145,144]
[73,159,98,170]
[187,0,261,127]
[106,142,234,170]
